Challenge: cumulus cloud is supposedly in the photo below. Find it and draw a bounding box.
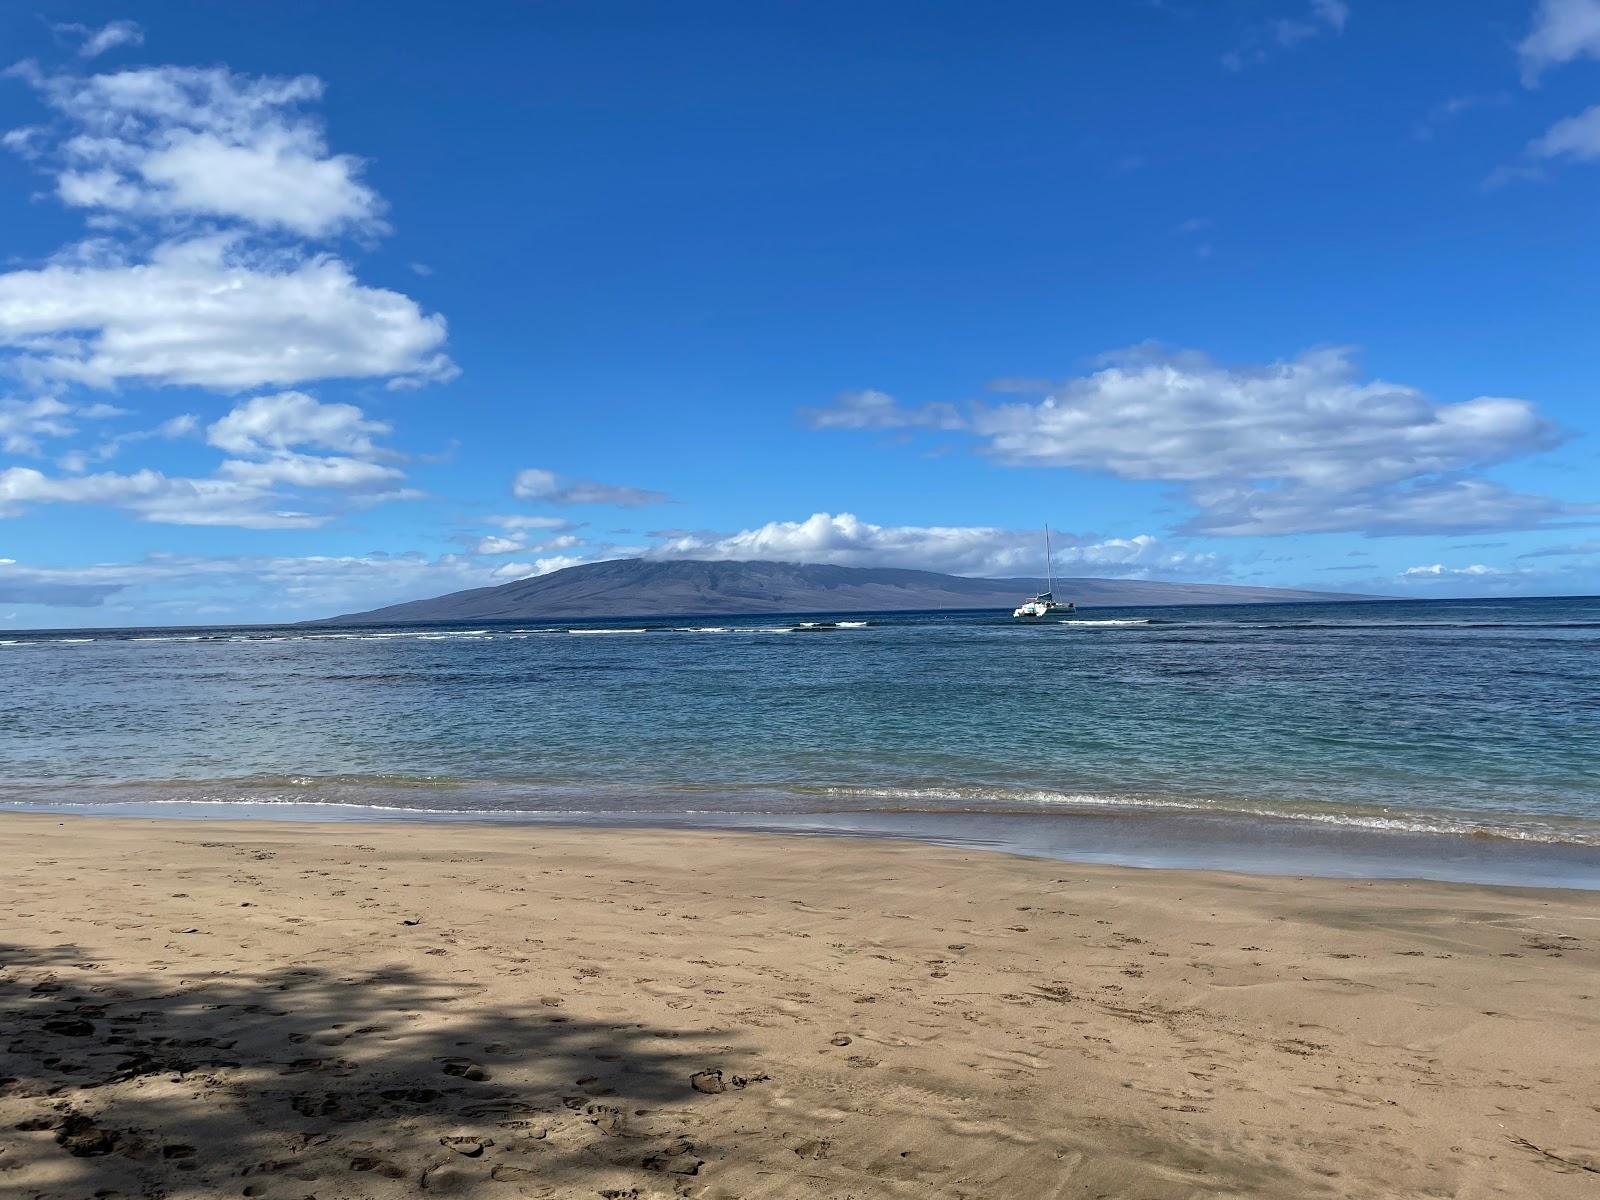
[0,54,453,393]
[206,392,405,495]
[11,62,383,236]
[0,236,453,391]
[1519,0,1600,84]
[512,467,671,507]
[491,555,586,581]
[811,346,1578,537]
[206,391,388,455]
[646,511,1216,578]
[1,393,411,523]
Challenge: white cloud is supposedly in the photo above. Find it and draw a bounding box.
[1,396,78,454]
[475,535,525,555]
[1530,104,1600,162]
[486,514,575,531]
[1519,0,1600,84]
[800,389,965,431]
[53,20,145,59]
[2,392,410,523]
[12,62,383,236]
[207,391,388,455]
[0,465,321,528]
[0,236,453,391]
[1400,562,1501,578]
[512,467,671,507]
[1,55,452,393]
[647,511,1216,578]
[474,532,584,555]
[491,555,586,581]
[217,453,403,491]
[812,346,1578,536]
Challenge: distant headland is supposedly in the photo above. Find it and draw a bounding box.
[313,558,1378,624]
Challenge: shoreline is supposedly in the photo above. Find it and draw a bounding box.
[7,799,1600,891]
[3,814,1598,1197]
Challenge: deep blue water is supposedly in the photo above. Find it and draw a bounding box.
[3,595,1599,885]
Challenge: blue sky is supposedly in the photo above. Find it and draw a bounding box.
[1,1,1597,626]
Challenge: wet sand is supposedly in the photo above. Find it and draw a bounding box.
[2,814,1597,1198]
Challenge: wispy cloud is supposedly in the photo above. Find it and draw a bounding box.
[1518,538,1600,558]
[1412,93,1507,141]
[511,468,671,507]
[799,389,965,432]
[52,20,145,60]
[1222,0,1348,71]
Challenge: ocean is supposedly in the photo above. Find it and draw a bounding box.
[4,595,1598,887]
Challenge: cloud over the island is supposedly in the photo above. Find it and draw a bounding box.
[808,345,1580,537]
[645,511,1216,578]
[512,467,671,507]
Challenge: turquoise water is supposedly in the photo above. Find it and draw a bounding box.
[3,596,1599,885]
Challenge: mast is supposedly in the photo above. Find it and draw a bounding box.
[1044,524,1054,596]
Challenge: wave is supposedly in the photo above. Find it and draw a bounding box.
[817,785,1600,847]
[6,776,1597,849]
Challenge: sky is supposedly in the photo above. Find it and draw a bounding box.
[1,0,1597,627]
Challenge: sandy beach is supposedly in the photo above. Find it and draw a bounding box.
[1,816,1597,1198]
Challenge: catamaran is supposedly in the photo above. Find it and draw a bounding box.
[1012,525,1075,619]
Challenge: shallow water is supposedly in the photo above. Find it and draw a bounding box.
[3,595,1599,885]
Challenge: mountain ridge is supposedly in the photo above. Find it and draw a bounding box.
[313,558,1380,624]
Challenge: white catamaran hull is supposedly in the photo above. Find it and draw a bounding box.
[1012,600,1075,618]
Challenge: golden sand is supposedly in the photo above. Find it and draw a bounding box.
[2,814,1597,1198]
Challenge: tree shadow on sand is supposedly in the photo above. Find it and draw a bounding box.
[1,942,754,1198]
